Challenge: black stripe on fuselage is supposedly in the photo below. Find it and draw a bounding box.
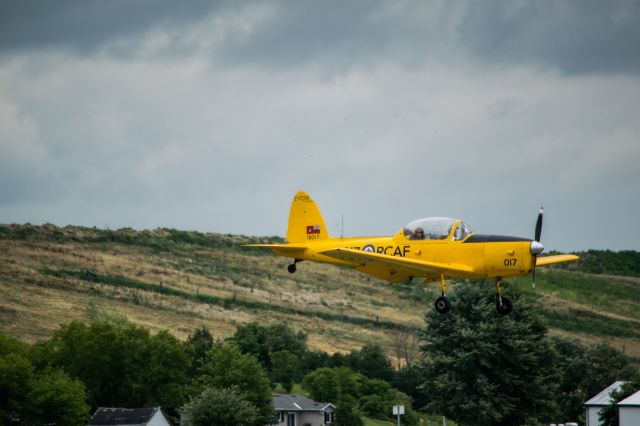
[463,234,531,243]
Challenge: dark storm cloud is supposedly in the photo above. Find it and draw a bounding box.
[214,1,409,69]
[216,0,640,75]
[0,0,220,54]
[457,0,640,75]
[213,1,450,69]
[2,1,639,74]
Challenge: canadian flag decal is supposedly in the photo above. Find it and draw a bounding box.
[306,225,321,234]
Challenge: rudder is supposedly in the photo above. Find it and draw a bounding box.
[286,191,330,243]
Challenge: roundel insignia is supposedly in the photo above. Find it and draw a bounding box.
[362,244,375,253]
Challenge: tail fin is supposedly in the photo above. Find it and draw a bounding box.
[286,191,330,243]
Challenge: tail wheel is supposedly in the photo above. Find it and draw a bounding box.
[434,296,451,314]
[287,264,296,273]
[496,296,513,315]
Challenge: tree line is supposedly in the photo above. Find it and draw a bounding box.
[0,316,416,425]
[2,280,639,425]
[552,249,640,277]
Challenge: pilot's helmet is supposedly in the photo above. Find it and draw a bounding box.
[414,227,425,239]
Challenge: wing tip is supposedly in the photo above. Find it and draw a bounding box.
[536,254,580,266]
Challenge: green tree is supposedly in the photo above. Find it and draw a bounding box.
[582,342,638,398]
[551,337,590,422]
[0,352,89,426]
[195,343,272,426]
[0,332,30,358]
[186,326,214,375]
[271,350,298,393]
[140,330,191,413]
[36,321,150,407]
[229,322,307,371]
[302,367,340,402]
[302,367,419,425]
[351,344,394,382]
[300,350,331,375]
[420,281,560,426]
[358,379,398,418]
[335,395,363,426]
[0,353,34,423]
[302,367,362,403]
[393,363,427,410]
[28,368,90,425]
[35,321,190,416]
[358,379,419,425]
[181,386,258,426]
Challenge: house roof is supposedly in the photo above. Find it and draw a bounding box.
[618,389,640,407]
[273,394,334,411]
[88,407,168,425]
[584,381,627,407]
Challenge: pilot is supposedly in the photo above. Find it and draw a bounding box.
[413,227,425,240]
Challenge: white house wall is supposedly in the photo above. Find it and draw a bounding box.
[619,407,640,426]
[586,407,603,426]
[273,410,334,426]
[297,411,325,426]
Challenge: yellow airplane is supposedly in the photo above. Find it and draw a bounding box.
[248,191,579,315]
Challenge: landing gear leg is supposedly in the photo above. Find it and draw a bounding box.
[287,259,302,273]
[434,273,451,314]
[495,277,513,315]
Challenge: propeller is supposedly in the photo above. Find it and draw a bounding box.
[530,207,544,288]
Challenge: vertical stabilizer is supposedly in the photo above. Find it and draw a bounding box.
[286,191,330,243]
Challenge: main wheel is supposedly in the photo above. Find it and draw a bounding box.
[496,296,513,315]
[434,296,451,314]
[287,264,296,273]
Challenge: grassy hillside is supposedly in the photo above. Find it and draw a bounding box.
[1,224,639,359]
[552,249,640,277]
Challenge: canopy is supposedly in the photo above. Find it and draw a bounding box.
[403,217,473,241]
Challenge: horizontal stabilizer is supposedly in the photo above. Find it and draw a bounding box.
[536,254,579,267]
[244,244,307,252]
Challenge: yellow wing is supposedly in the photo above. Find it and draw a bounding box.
[244,244,307,255]
[536,254,579,267]
[320,248,475,280]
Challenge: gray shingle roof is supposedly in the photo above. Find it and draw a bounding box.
[584,381,627,406]
[273,394,334,411]
[618,389,640,407]
[88,407,167,425]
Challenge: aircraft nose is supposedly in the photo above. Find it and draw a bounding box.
[530,241,544,255]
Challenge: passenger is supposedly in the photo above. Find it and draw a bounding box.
[413,227,425,240]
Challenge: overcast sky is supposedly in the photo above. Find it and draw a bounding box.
[1,0,639,251]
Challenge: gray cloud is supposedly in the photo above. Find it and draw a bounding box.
[0,0,219,54]
[457,0,640,75]
[210,0,640,75]
[0,2,639,251]
[2,1,639,75]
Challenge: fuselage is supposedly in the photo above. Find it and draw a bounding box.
[272,229,535,283]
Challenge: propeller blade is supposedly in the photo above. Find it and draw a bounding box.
[532,258,537,288]
[532,207,543,289]
[535,207,543,242]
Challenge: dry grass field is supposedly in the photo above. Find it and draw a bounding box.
[1,224,639,359]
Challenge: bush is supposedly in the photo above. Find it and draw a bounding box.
[181,386,258,426]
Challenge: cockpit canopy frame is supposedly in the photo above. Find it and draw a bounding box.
[402,217,473,241]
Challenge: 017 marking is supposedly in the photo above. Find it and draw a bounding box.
[504,258,517,267]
